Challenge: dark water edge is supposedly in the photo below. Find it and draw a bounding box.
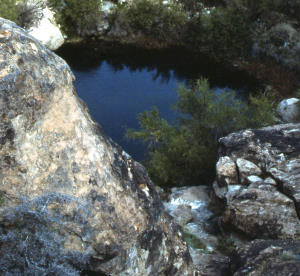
[57,40,261,91]
[56,41,262,161]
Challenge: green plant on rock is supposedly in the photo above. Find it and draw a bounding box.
[48,0,102,37]
[127,79,276,187]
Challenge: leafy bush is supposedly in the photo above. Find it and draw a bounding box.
[201,6,251,61]
[112,0,187,42]
[127,79,276,187]
[48,0,102,37]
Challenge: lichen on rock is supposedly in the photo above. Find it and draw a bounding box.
[0,17,193,275]
[214,123,300,240]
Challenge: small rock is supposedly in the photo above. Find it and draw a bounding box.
[277,98,299,123]
[236,158,262,184]
[247,175,263,184]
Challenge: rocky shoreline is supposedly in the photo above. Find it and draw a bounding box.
[0,8,299,275]
[13,0,299,96]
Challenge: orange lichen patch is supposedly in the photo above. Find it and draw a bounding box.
[0,30,10,38]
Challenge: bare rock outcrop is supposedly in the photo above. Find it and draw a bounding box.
[214,124,300,240]
[0,18,193,275]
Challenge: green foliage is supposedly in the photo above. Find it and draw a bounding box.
[0,0,44,28]
[127,79,276,187]
[48,0,102,37]
[201,6,251,61]
[113,0,187,42]
[0,0,19,23]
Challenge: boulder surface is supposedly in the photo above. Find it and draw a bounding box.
[0,18,192,275]
[214,124,300,240]
[231,239,300,276]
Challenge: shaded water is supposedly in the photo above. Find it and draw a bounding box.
[57,43,260,161]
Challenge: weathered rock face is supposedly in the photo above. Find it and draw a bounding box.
[214,124,300,240]
[231,239,300,276]
[0,18,193,275]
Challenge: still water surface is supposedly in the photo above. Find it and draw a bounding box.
[57,44,259,161]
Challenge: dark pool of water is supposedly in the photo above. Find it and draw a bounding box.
[57,42,260,161]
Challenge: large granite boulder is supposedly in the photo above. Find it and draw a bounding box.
[230,239,300,276]
[214,124,300,240]
[0,18,193,275]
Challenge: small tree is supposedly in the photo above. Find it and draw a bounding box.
[127,79,276,187]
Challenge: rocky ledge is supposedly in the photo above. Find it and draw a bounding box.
[214,123,300,240]
[0,18,193,275]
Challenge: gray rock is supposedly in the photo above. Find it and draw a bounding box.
[171,204,193,225]
[190,247,230,276]
[223,186,300,239]
[277,98,300,123]
[231,239,300,276]
[0,18,193,275]
[247,175,263,184]
[163,186,220,255]
[236,158,262,184]
[214,124,300,239]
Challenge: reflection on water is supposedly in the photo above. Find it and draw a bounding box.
[56,43,260,161]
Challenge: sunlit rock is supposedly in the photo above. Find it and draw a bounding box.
[277,98,299,123]
[26,1,64,50]
[0,18,193,275]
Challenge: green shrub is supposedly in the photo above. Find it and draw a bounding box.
[0,0,19,23]
[0,0,44,28]
[113,0,187,42]
[48,0,102,37]
[202,6,251,61]
[127,79,276,187]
